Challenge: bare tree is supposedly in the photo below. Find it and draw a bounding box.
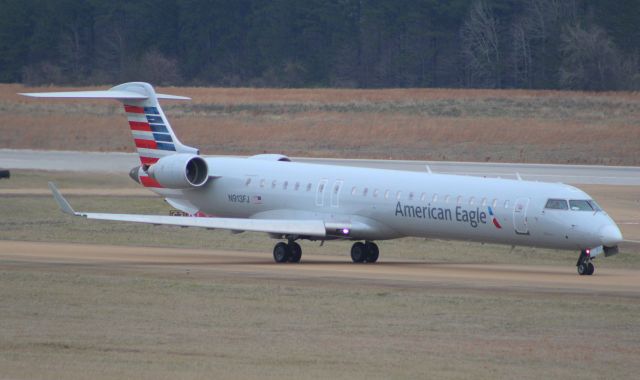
[510,20,532,87]
[93,17,128,82]
[508,0,581,88]
[58,20,92,83]
[130,50,181,86]
[460,0,501,87]
[559,24,622,90]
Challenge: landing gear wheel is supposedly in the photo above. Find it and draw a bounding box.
[364,242,379,263]
[351,242,366,263]
[273,242,290,263]
[288,242,302,263]
[576,249,595,276]
[577,263,588,276]
[586,262,595,276]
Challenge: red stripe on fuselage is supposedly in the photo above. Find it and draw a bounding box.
[139,156,159,165]
[129,121,151,131]
[124,105,145,114]
[492,218,502,229]
[140,175,163,188]
[134,139,158,149]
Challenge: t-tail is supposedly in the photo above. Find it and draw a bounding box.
[21,82,200,188]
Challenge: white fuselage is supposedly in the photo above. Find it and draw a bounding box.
[157,157,622,251]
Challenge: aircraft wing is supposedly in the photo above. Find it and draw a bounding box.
[49,183,326,237]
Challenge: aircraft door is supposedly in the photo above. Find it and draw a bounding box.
[330,180,343,208]
[316,179,329,206]
[513,198,530,235]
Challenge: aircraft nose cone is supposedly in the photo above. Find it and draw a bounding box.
[600,224,623,246]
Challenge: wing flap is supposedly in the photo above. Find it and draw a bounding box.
[48,183,326,237]
[81,212,326,236]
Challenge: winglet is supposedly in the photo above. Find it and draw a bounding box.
[48,182,76,215]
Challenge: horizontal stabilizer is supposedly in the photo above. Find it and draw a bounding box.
[48,184,327,237]
[48,182,77,215]
[20,90,190,101]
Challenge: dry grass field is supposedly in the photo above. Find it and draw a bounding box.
[1,84,639,164]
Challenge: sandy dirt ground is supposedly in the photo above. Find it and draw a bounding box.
[2,241,639,297]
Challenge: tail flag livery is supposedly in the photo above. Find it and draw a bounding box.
[20,82,198,167]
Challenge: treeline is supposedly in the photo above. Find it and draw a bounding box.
[1,0,639,90]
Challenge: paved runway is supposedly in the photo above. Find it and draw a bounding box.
[1,241,638,297]
[2,149,640,185]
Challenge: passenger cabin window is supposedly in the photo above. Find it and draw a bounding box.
[408,192,414,201]
[432,194,438,203]
[260,179,265,188]
[245,178,252,186]
[504,200,510,209]
[384,190,390,200]
[363,188,368,196]
[481,198,487,207]
[456,196,463,206]
[492,199,498,208]
[469,197,475,205]
[444,195,450,204]
[306,183,312,191]
[569,200,594,211]
[420,193,427,202]
[545,199,568,210]
[272,180,277,189]
[373,189,379,198]
[351,187,357,195]
[396,191,402,200]
[283,181,288,190]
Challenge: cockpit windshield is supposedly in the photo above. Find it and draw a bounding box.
[546,198,602,212]
[569,200,593,211]
[545,199,568,210]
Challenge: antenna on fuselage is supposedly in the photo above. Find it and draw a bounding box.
[425,165,432,174]
[515,172,523,181]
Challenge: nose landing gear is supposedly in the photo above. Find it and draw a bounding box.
[576,249,595,276]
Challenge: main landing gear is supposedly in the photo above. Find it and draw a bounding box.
[576,249,595,276]
[350,242,379,263]
[272,240,380,264]
[273,241,302,263]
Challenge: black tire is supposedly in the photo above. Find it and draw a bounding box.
[273,242,290,263]
[577,262,588,276]
[288,242,302,263]
[0,169,9,179]
[351,242,366,263]
[364,242,379,263]
[586,262,595,275]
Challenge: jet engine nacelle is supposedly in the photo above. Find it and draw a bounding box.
[147,154,209,189]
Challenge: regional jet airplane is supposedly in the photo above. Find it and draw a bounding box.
[22,82,623,275]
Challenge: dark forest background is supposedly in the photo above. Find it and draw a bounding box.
[1,0,639,90]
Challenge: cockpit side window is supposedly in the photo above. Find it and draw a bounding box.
[545,199,568,210]
[587,200,602,211]
[569,200,594,211]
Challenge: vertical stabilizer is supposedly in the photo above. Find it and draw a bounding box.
[110,82,198,165]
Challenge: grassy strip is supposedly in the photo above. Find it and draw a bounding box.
[0,265,639,379]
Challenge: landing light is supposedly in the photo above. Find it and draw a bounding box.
[586,248,591,256]
[342,228,350,235]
